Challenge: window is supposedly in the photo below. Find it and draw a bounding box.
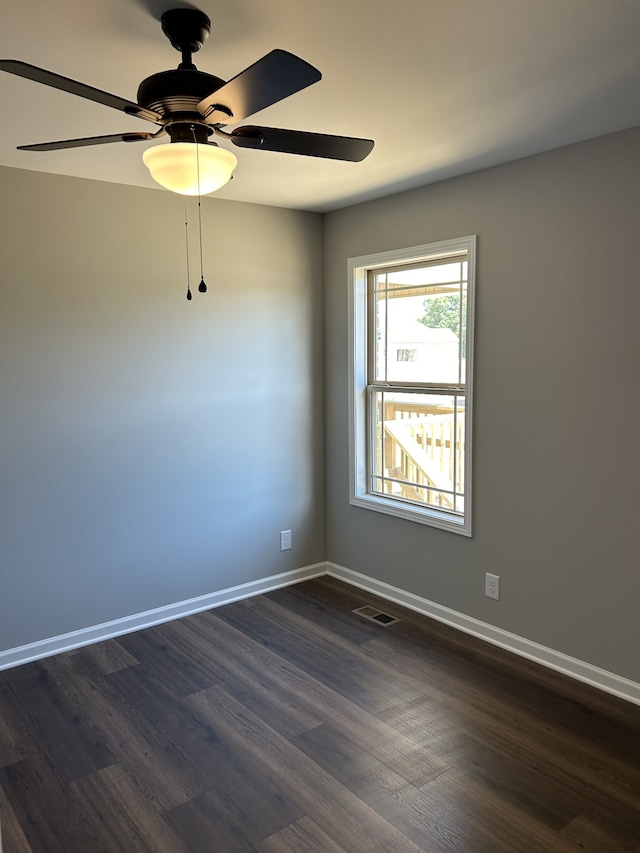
[348,236,476,535]
[396,348,417,362]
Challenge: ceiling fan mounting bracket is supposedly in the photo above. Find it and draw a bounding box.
[161,8,211,55]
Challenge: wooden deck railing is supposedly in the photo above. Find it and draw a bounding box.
[378,401,464,510]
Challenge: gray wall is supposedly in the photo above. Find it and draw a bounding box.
[324,126,640,684]
[0,167,325,651]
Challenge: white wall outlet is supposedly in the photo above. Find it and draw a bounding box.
[280,529,292,551]
[485,572,500,600]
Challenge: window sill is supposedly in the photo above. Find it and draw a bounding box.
[350,492,471,536]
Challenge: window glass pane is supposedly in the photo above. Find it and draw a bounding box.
[373,274,388,381]
[370,390,465,514]
[372,259,467,385]
[387,260,467,288]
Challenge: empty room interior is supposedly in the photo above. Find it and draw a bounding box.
[1,0,640,850]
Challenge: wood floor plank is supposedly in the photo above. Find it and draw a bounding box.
[45,653,213,811]
[163,772,303,853]
[115,621,223,698]
[162,793,265,853]
[265,583,385,646]
[187,685,424,852]
[0,753,109,853]
[433,675,640,815]
[258,815,349,852]
[176,611,326,738]
[186,611,447,786]
[367,622,640,817]
[379,681,640,842]
[292,722,459,853]
[1,662,114,784]
[107,661,303,809]
[0,780,32,853]
[103,660,327,848]
[0,675,39,771]
[356,584,638,742]
[215,596,428,713]
[417,765,579,853]
[292,719,573,852]
[560,806,640,851]
[67,765,193,853]
[377,689,587,832]
[73,638,140,676]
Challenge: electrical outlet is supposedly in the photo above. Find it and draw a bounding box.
[485,573,500,600]
[280,530,292,551]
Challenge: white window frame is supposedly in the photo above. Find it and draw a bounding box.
[348,236,476,536]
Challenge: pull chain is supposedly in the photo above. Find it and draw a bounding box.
[194,129,207,294]
[184,200,192,301]
[182,126,208,301]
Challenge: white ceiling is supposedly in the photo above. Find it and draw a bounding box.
[1,0,639,212]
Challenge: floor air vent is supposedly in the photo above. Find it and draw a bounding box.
[353,605,400,626]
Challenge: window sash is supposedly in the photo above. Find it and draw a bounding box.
[367,388,466,518]
[368,259,468,387]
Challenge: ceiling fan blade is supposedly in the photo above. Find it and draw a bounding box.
[197,49,321,125]
[0,60,163,124]
[17,131,164,152]
[228,126,375,161]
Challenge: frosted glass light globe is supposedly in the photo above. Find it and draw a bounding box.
[143,142,237,195]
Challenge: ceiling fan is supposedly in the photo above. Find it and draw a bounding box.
[0,7,374,194]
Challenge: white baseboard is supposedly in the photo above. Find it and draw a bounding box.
[327,562,640,707]
[0,563,326,672]
[3,560,639,707]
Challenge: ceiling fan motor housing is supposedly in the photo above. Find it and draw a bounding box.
[137,68,224,119]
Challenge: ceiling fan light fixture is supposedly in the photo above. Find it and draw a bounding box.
[142,142,237,195]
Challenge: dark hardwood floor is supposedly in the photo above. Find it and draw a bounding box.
[1,576,639,852]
